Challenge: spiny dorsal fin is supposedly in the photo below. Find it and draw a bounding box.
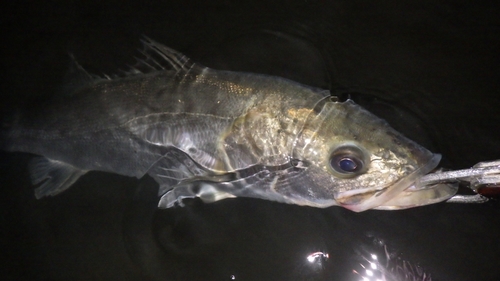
[132,36,197,75]
[62,38,199,93]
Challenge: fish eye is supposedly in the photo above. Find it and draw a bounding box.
[329,145,366,177]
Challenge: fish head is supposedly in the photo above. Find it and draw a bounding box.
[290,98,457,212]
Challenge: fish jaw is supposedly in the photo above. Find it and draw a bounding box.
[373,182,458,210]
[335,154,448,212]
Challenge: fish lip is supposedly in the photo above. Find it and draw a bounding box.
[333,185,390,206]
[336,154,442,212]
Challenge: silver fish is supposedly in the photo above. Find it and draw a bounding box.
[1,38,457,212]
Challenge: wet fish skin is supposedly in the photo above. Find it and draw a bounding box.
[1,39,456,211]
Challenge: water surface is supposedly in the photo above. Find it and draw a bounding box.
[2,1,500,280]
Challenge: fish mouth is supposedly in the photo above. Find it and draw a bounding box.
[336,154,457,212]
[373,181,458,210]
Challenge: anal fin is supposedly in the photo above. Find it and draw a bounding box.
[28,157,87,199]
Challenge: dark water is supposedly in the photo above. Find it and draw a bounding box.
[1,1,500,280]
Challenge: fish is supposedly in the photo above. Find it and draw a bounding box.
[0,38,458,212]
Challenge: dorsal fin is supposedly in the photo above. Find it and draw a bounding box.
[61,53,105,94]
[96,37,200,79]
[131,36,198,76]
[61,38,198,93]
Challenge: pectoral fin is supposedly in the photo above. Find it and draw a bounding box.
[157,181,236,208]
[156,163,309,208]
[147,147,212,196]
[28,157,87,199]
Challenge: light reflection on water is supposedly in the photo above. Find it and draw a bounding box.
[292,241,433,281]
[352,245,431,281]
[307,251,330,263]
[293,240,433,281]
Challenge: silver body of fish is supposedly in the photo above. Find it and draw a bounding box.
[1,39,457,212]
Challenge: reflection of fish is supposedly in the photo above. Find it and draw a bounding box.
[0,38,457,212]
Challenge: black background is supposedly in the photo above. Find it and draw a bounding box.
[1,1,500,280]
